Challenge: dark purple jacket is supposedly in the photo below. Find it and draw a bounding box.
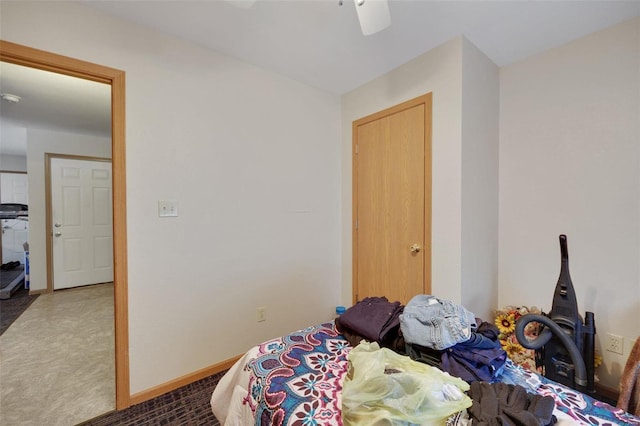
[337,296,403,344]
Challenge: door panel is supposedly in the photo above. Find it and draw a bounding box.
[353,94,432,305]
[51,158,113,289]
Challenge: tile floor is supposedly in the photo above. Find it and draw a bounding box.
[0,283,115,425]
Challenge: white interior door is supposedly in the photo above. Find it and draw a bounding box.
[51,158,113,290]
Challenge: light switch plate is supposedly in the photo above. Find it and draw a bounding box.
[158,200,178,217]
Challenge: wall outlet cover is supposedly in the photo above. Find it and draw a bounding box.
[257,306,266,322]
[606,333,624,355]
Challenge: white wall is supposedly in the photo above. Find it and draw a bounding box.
[1,1,341,394]
[460,39,500,321]
[26,128,111,292]
[499,17,640,388]
[0,121,27,171]
[0,154,27,172]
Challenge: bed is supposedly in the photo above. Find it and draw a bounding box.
[211,322,640,425]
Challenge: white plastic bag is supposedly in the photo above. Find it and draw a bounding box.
[342,342,472,425]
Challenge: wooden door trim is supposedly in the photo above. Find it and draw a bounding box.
[1,40,130,410]
[45,154,112,292]
[352,93,432,304]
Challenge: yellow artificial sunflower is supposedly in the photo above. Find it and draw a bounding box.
[502,340,525,358]
[594,353,603,368]
[495,313,516,334]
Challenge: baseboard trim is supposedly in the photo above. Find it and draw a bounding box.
[129,355,241,406]
[594,382,619,405]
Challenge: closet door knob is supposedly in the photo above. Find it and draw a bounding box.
[54,232,62,237]
[410,244,421,253]
[54,223,61,228]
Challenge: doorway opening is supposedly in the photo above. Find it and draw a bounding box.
[0,40,130,410]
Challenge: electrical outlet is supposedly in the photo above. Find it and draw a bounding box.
[158,200,178,217]
[257,306,267,322]
[606,333,624,355]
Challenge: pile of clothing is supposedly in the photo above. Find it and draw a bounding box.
[336,295,557,426]
[336,294,507,383]
[465,382,556,426]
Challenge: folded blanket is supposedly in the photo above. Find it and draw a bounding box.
[618,336,640,416]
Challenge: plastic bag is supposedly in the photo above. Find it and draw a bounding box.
[342,342,472,426]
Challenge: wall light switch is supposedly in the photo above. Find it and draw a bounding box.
[158,200,178,217]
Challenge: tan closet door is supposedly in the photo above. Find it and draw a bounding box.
[353,94,432,305]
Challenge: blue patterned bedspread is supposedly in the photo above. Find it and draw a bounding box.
[238,322,640,426]
[535,373,640,425]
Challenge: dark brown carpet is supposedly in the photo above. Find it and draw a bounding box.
[0,283,39,336]
[78,371,226,425]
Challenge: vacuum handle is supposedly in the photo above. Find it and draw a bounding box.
[559,234,569,261]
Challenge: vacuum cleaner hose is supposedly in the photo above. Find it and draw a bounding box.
[515,314,588,388]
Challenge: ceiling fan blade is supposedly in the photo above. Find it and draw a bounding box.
[227,0,258,9]
[355,0,391,36]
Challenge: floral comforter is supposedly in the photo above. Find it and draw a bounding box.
[211,323,350,425]
[211,322,640,426]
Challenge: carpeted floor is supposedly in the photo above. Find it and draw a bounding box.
[0,283,38,336]
[78,371,226,425]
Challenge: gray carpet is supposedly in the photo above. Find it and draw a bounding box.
[78,371,226,425]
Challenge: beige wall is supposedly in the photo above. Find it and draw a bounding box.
[499,17,640,388]
[460,38,500,321]
[1,1,342,395]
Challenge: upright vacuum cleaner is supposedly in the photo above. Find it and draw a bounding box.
[515,234,596,394]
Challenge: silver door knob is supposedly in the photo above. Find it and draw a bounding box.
[54,223,61,228]
[410,244,421,253]
[54,232,62,237]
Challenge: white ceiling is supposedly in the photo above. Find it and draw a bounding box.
[1,0,639,157]
[0,62,111,156]
[82,0,640,94]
